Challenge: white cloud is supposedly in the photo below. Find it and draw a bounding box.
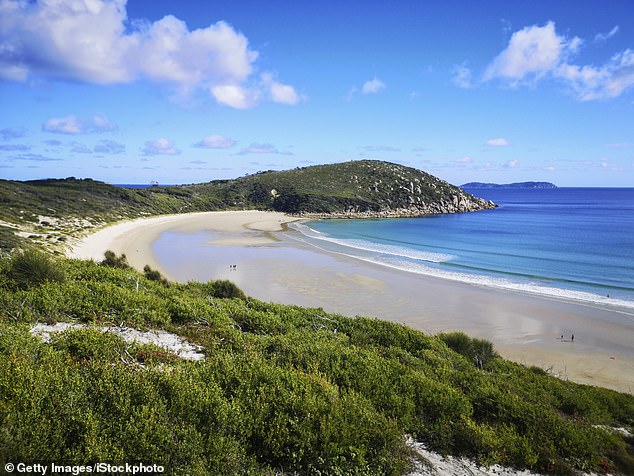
[361,77,386,94]
[451,65,473,89]
[42,116,82,135]
[269,81,301,105]
[504,159,518,168]
[594,26,619,43]
[142,138,180,156]
[193,134,236,149]
[42,114,117,134]
[211,85,257,109]
[485,138,510,147]
[554,49,634,101]
[261,73,303,105]
[0,0,298,108]
[346,77,386,101]
[483,21,578,83]
[482,21,634,101]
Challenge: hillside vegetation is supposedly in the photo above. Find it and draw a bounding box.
[0,252,633,475]
[0,160,494,253]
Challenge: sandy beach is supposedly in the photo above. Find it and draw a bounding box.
[69,210,634,394]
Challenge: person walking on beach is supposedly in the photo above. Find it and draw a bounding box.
[571,334,574,343]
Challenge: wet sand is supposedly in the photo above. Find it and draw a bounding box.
[70,211,634,394]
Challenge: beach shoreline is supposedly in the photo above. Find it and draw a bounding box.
[69,210,634,394]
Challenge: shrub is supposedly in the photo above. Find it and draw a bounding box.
[208,280,246,299]
[100,250,130,269]
[7,249,65,289]
[439,332,498,368]
[143,265,168,285]
[51,328,128,363]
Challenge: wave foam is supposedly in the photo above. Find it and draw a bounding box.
[290,224,634,313]
[292,223,455,263]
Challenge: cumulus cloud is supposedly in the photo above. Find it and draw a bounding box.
[482,21,634,100]
[0,0,298,108]
[193,134,236,149]
[142,138,180,156]
[346,77,386,101]
[361,77,386,94]
[261,73,303,105]
[42,116,82,135]
[485,138,510,147]
[42,115,117,134]
[211,84,257,109]
[504,159,519,168]
[554,49,634,101]
[483,22,579,83]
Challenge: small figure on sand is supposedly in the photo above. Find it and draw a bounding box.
[571,333,574,343]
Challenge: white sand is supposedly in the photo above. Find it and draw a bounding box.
[30,322,205,361]
[68,210,298,278]
[68,211,634,394]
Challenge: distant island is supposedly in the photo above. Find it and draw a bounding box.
[461,181,557,189]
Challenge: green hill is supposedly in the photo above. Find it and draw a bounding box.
[184,160,496,215]
[0,160,495,253]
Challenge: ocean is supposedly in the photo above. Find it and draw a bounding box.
[291,188,634,310]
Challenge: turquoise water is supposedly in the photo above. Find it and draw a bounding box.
[293,188,634,309]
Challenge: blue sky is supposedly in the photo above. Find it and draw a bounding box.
[1,0,633,186]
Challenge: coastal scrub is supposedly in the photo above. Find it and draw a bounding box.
[0,256,632,474]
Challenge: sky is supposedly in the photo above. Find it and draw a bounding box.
[1,0,633,187]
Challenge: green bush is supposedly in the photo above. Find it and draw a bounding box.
[207,279,246,299]
[7,249,65,289]
[100,250,130,269]
[439,331,498,368]
[143,264,168,285]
